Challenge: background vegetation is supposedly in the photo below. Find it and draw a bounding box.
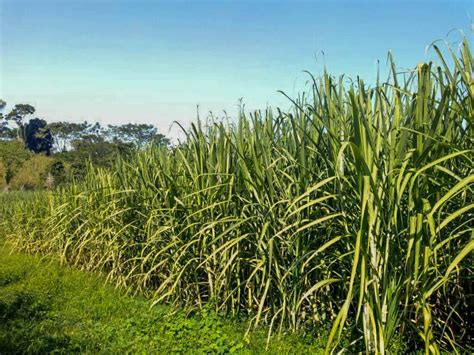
[0,105,169,190]
[1,37,473,353]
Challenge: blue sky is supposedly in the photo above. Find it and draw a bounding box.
[1,0,472,137]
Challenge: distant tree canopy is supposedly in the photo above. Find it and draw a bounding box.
[107,123,169,148]
[5,103,35,126]
[0,99,170,188]
[48,121,170,151]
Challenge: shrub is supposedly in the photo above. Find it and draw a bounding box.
[0,140,31,184]
[10,155,53,190]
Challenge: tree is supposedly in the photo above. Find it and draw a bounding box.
[24,118,53,154]
[0,102,54,153]
[47,121,91,152]
[49,160,67,186]
[0,99,6,119]
[0,100,12,139]
[4,104,35,140]
[5,103,35,126]
[0,126,15,140]
[107,123,170,148]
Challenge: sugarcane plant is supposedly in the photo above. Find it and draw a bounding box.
[2,36,472,353]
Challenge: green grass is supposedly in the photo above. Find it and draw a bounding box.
[0,241,329,353]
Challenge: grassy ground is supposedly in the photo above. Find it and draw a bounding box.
[0,241,327,354]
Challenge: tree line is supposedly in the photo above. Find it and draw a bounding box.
[0,100,170,190]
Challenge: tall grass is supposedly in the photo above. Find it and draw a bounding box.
[3,38,473,353]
